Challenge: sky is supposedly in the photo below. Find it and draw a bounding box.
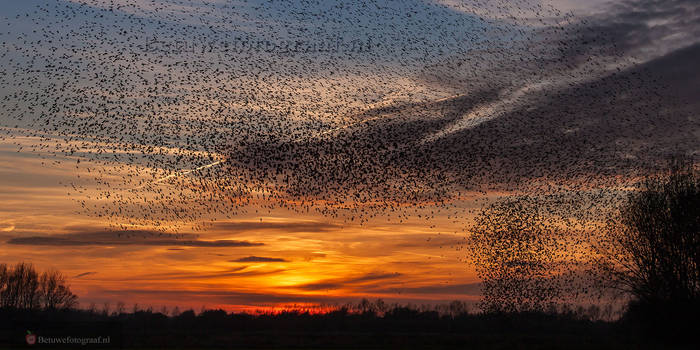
[0,0,698,312]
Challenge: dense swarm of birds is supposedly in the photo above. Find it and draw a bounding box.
[466,196,574,313]
[467,158,699,312]
[0,0,697,233]
[466,192,616,312]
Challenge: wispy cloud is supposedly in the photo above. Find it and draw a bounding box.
[212,221,340,233]
[230,256,289,263]
[368,282,482,296]
[97,288,347,305]
[294,272,402,291]
[115,266,288,281]
[74,271,98,278]
[5,230,263,247]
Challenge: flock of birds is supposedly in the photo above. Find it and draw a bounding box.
[0,0,696,233]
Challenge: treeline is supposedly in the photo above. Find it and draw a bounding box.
[44,297,617,321]
[1,301,631,349]
[0,262,77,311]
[0,275,682,348]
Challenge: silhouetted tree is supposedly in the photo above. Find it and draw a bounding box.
[448,300,468,318]
[467,197,571,313]
[0,262,40,309]
[0,262,77,310]
[596,159,699,322]
[40,269,78,310]
[0,263,8,308]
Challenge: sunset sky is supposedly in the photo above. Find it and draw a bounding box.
[0,137,477,311]
[1,0,698,312]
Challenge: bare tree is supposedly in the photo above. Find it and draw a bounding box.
[0,262,77,310]
[40,269,78,310]
[2,262,41,310]
[102,301,111,316]
[596,159,699,311]
[116,301,126,315]
[0,263,9,308]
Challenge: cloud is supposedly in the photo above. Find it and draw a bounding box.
[554,0,700,63]
[97,288,347,305]
[368,282,482,296]
[230,256,289,263]
[74,271,98,278]
[303,253,327,261]
[96,266,288,282]
[90,287,475,308]
[212,221,340,233]
[131,266,285,280]
[5,230,263,247]
[294,272,402,291]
